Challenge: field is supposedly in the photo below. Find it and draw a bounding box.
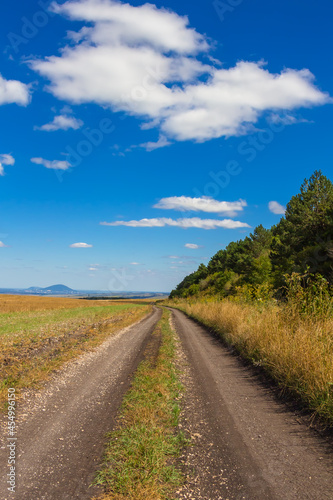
[0,295,150,408]
[167,298,333,425]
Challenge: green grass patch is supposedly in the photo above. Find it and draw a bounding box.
[0,304,142,340]
[94,310,186,500]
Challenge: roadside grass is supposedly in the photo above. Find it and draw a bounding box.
[0,296,150,408]
[94,310,186,500]
[166,299,333,426]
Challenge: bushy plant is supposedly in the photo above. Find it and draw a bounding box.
[284,272,333,318]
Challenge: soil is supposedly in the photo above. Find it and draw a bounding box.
[171,308,333,500]
[0,307,162,500]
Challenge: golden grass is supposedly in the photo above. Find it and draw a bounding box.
[168,299,333,423]
[0,296,150,408]
[0,294,132,313]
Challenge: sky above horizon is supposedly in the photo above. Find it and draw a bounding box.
[0,0,332,292]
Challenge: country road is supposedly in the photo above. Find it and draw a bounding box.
[1,305,332,500]
[171,308,333,500]
[0,307,162,500]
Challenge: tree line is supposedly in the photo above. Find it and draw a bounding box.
[170,171,333,300]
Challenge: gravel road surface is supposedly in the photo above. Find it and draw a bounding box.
[0,307,162,500]
[171,308,333,500]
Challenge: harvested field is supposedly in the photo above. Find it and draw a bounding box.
[0,295,150,408]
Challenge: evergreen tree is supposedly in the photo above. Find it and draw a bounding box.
[271,171,333,286]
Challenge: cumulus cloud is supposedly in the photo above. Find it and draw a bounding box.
[100,217,250,230]
[31,157,71,170]
[0,74,30,106]
[184,243,200,249]
[268,201,286,215]
[154,196,246,216]
[29,0,330,143]
[130,262,140,265]
[37,114,83,131]
[0,154,15,176]
[69,242,93,247]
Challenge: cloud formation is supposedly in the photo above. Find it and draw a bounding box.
[37,114,83,131]
[0,241,8,247]
[268,201,286,215]
[31,157,71,170]
[0,154,15,176]
[154,196,246,216]
[30,0,330,143]
[69,242,93,247]
[139,135,171,151]
[184,243,200,249]
[0,74,30,106]
[100,217,250,230]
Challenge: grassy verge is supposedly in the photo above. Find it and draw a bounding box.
[0,296,150,408]
[166,299,333,426]
[94,309,185,500]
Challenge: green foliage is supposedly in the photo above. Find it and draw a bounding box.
[284,272,333,319]
[170,170,333,310]
[271,170,333,287]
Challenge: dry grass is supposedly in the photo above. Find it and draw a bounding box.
[0,295,150,408]
[168,299,333,424]
[0,294,132,313]
[94,311,185,500]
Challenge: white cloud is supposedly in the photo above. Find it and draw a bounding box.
[185,243,199,249]
[130,262,140,265]
[268,201,286,215]
[30,0,330,143]
[0,241,8,247]
[154,196,246,216]
[31,157,71,170]
[37,114,83,131]
[268,113,312,125]
[0,154,15,176]
[89,267,98,270]
[139,135,171,151]
[0,74,30,106]
[52,0,208,54]
[100,217,250,230]
[69,242,93,248]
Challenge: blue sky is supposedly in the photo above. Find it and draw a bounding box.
[0,0,332,292]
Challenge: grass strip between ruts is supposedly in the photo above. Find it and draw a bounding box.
[94,309,186,500]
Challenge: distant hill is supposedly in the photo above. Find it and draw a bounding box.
[42,284,75,293]
[26,284,76,294]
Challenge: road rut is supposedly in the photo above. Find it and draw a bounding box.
[0,307,162,500]
[172,308,333,500]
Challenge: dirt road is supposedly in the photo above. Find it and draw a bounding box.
[0,307,162,500]
[1,305,332,500]
[171,308,333,500]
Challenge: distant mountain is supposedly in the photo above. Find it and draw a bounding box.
[25,284,76,294]
[42,284,75,293]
